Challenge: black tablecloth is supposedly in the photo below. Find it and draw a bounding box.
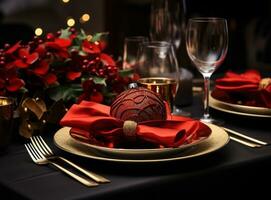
[1,94,271,200]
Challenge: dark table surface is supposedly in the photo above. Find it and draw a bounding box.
[1,93,271,200]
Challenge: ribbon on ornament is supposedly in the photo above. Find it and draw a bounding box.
[60,101,211,148]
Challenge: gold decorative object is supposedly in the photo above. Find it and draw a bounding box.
[18,96,67,138]
[137,77,177,112]
[0,97,14,150]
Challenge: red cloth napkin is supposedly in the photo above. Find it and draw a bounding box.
[60,101,211,148]
[214,70,271,108]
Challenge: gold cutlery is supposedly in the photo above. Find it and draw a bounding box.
[30,136,110,183]
[25,143,98,187]
[229,136,262,148]
[223,127,268,148]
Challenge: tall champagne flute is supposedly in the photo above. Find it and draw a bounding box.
[186,18,228,123]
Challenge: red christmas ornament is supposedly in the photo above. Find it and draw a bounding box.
[110,87,166,122]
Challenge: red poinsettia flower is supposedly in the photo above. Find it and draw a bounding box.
[32,60,50,75]
[82,40,101,54]
[77,91,103,104]
[0,69,25,93]
[5,41,21,54]
[66,71,82,81]
[90,91,103,103]
[45,38,71,58]
[100,53,116,66]
[43,73,57,85]
[13,48,39,68]
[46,38,71,48]
[35,44,47,57]
[77,79,103,103]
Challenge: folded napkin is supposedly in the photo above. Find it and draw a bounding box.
[60,101,211,148]
[214,70,271,108]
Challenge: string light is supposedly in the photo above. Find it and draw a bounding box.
[35,28,43,36]
[80,13,90,23]
[67,18,75,27]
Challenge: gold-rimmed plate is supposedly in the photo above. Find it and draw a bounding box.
[210,93,271,118]
[69,129,210,159]
[53,124,229,163]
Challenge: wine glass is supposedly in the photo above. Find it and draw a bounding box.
[150,0,186,50]
[136,41,189,116]
[122,36,148,69]
[186,17,228,123]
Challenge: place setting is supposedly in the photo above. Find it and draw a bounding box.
[54,85,230,163]
[210,70,271,118]
[53,17,269,166]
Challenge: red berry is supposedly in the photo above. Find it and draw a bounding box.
[55,31,61,36]
[4,43,10,49]
[46,33,55,40]
[91,68,96,73]
[70,28,76,33]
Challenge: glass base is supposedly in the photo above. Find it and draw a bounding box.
[172,107,191,117]
[199,117,224,126]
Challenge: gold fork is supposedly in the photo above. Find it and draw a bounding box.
[25,143,98,187]
[30,136,110,183]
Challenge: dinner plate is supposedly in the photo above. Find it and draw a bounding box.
[69,130,210,159]
[53,124,229,163]
[209,94,271,118]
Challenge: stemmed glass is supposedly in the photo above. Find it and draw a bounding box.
[186,18,228,123]
[122,36,149,69]
[150,0,186,50]
[136,41,188,115]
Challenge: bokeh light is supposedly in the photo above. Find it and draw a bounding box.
[35,28,43,36]
[67,18,75,27]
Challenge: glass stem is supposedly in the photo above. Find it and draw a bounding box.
[203,75,211,120]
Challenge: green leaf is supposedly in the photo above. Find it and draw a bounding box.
[77,29,87,40]
[59,28,71,39]
[90,32,109,42]
[18,87,28,94]
[47,84,83,102]
[72,38,82,47]
[119,68,134,77]
[93,76,106,86]
[50,61,66,68]
[78,50,87,56]
[103,92,116,98]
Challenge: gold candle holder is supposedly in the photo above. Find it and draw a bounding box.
[137,77,177,112]
[0,97,14,151]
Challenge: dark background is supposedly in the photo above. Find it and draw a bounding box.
[1,0,271,76]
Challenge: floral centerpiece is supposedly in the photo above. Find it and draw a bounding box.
[0,27,136,137]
